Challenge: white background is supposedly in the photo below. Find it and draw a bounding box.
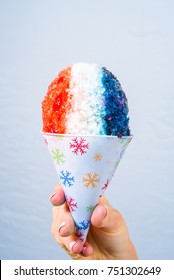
[2,260,174,280]
[0,0,174,260]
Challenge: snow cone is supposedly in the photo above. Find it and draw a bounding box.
[42,63,132,243]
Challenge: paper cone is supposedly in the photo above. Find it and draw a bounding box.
[43,133,132,243]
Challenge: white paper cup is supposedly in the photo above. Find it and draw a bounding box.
[43,133,132,243]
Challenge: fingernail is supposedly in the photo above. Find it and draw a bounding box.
[50,192,56,201]
[58,221,66,232]
[69,241,76,252]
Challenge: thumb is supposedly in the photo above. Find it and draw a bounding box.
[91,196,125,233]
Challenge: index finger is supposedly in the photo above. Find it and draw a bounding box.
[50,183,66,206]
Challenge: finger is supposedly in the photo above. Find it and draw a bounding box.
[52,203,75,237]
[52,204,82,252]
[52,205,93,257]
[52,222,84,254]
[50,183,65,206]
[91,196,124,233]
[81,241,93,257]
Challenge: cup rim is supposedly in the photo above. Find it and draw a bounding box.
[41,131,133,139]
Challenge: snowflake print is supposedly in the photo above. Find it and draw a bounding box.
[59,170,75,187]
[82,172,100,189]
[76,220,90,230]
[43,138,48,145]
[123,138,132,148]
[56,135,64,141]
[86,205,95,213]
[66,196,78,212]
[51,149,65,165]
[69,137,89,155]
[119,138,125,144]
[94,153,103,161]
[76,232,85,242]
[101,179,109,190]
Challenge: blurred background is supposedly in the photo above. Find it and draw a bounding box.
[0,0,174,260]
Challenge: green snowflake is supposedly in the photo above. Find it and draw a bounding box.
[123,138,132,148]
[86,205,95,213]
[56,135,64,141]
[119,138,125,144]
[51,149,65,165]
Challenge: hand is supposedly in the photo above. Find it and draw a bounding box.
[50,183,138,260]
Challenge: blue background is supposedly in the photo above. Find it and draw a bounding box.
[0,0,174,259]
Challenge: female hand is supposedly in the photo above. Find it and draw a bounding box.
[50,183,138,260]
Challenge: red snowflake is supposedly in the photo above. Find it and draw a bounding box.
[101,179,109,190]
[66,196,78,212]
[43,137,48,145]
[76,232,85,242]
[69,137,89,155]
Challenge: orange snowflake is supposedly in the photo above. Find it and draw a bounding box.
[94,153,103,161]
[82,172,100,188]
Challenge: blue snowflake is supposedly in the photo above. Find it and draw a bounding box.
[76,220,90,230]
[59,170,75,187]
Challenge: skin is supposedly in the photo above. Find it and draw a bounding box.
[50,183,138,260]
